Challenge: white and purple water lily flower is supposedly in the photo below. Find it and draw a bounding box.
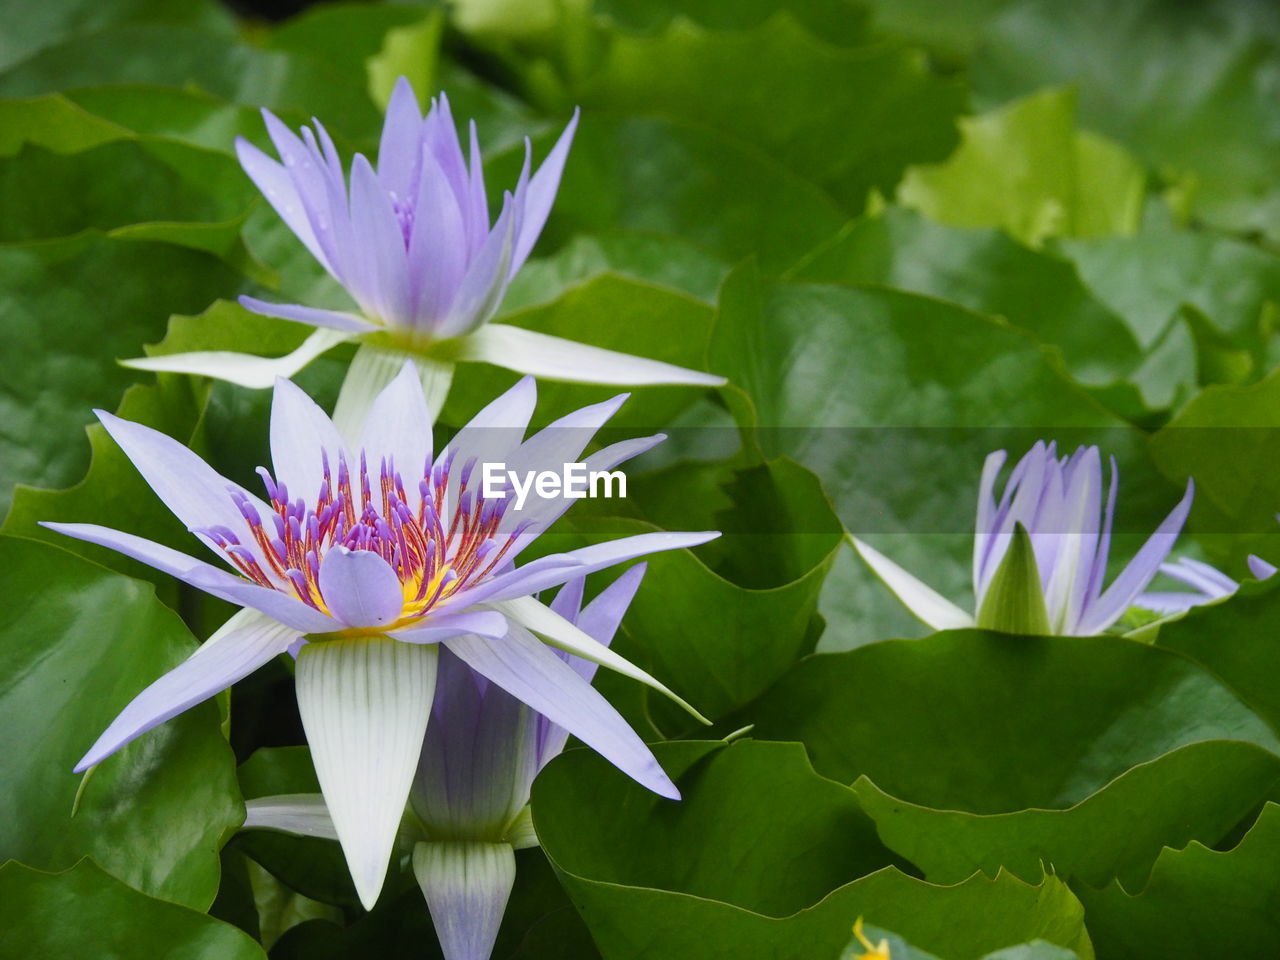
[123,78,723,424]
[42,362,714,910]
[244,565,647,960]
[852,441,1195,636]
[1138,555,1277,613]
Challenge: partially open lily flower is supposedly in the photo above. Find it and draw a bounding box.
[42,362,715,910]
[122,77,724,425]
[852,441,1194,636]
[244,566,648,960]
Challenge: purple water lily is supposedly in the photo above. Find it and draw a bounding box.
[124,78,724,399]
[1139,555,1277,613]
[853,441,1195,635]
[245,566,647,960]
[43,362,714,909]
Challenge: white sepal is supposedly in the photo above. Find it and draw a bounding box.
[332,343,454,444]
[120,328,349,389]
[242,793,339,841]
[461,324,726,387]
[296,637,438,910]
[413,841,516,960]
[849,535,975,631]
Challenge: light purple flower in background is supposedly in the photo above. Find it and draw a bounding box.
[1139,555,1277,613]
[42,362,714,909]
[852,441,1195,636]
[246,566,648,960]
[123,77,724,398]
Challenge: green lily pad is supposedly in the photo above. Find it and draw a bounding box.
[532,740,1093,959]
[0,537,242,909]
[0,859,264,960]
[1073,801,1280,957]
[746,630,1280,813]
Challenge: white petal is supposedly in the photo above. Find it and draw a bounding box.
[332,344,454,447]
[413,841,515,960]
[243,793,339,841]
[120,328,349,390]
[295,637,438,910]
[496,595,709,724]
[358,361,433,511]
[460,325,726,387]
[270,375,349,504]
[849,535,975,631]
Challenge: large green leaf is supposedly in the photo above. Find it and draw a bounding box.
[3,376,204,598]
[1059,222,1280,357]
[897,87,1145,247]
[0,25,381,142]
[0,860,265,960]
[974,0,1280,241]
[568,13,965,212]
[532,740,1093,959]
[484,114,846,272]
[578,459,842,732]
[1074,801,1280,958]
[746,630,1280,812]
[0,537,242,909]
[0,0,233,73]
[1154,578,1280,732]
[0,234,241,516]
[1148,366,1280,564]
[791,206,1146,394]
[854,740,1280,890]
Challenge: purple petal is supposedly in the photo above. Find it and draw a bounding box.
[436,193,515,338]
[75,609,298,771]
[350,153,413,324]
[443,624,678,798]
[407,147,468,327]
[413,841,516,960]
[1081,479,1195,634]
[456,532,716,608]
[93,410,270,552]
[41,523,335,633]
[394,610,509,645]
[358,361,433,509]
[547,576,585,623]
[239,296,377,333]
[270,376,349,507]
[318,548,405,628]
[510,109,579,276]
[538,564,646,762]
[1249,555,1278,580]
[465,120,489,256]
[236,138,332,273]
[423,92,470,209]
[412,647,537,835]
[377,77,425,202]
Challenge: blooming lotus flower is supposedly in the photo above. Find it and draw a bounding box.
[244,566,647,960]
[123,78,724,422]
[1138,555,1277,613]
[43,362,715,909]
[852,441,1195,636]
